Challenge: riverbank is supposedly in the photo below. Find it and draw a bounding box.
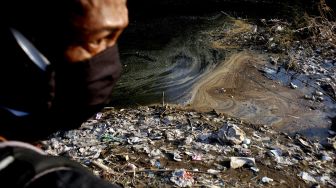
[41,106,336,187]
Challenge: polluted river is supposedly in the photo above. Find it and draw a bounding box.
[41,4,336,188]
[112,13,336,139]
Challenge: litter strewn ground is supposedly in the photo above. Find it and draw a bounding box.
[41,106,336,187]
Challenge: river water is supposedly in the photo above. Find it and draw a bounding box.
[112,13,335,139]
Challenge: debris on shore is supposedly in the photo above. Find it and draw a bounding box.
[41,106,336,187]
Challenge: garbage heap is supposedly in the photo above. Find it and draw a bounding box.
[42,106,336,187]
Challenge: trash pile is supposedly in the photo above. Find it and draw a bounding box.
[41,106,336,187]
[244,18,336,101]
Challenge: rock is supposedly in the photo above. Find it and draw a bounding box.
[218,122,246,145]
[230,157,256,169]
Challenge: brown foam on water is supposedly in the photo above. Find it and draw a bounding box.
[189,52,330,136]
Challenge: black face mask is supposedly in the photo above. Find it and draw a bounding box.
[53,45,122,108]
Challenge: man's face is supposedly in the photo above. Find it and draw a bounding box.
[65,0,128,63]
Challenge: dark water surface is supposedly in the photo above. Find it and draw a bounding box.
[112,14,227,105]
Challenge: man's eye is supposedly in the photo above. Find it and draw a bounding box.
[88,39,103,47]
[106,29,118,40]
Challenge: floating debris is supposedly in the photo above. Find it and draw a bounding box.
[290,82,298,89]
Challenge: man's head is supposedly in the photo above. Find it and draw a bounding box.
[64,0,129,63]
[4,0,128,63]
[0,0,128,141]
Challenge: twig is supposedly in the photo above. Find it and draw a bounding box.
[124,169,218,175]
[288,115,300,119]
[250,175,259,181]
[92,160,121,175]
[293,26,313,33]
[220,11,232,18]
[124,169,174,174]
[113,153,132,156]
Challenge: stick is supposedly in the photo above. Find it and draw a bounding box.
[124,169,217,175]
[92,160,121,175]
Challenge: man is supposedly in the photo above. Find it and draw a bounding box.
[0,1,128,187]
[0,0,128,141]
